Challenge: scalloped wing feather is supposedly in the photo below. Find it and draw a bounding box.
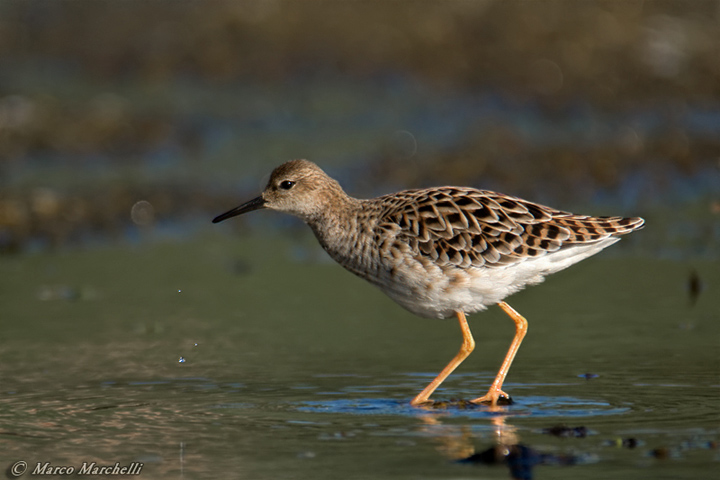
[378,187,644,270]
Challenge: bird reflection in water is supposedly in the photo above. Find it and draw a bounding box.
[416,404,584,480]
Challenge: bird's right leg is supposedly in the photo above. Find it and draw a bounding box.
[471,301,528,407]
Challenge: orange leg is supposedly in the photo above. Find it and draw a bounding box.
[471,301,528,407]
[411,311,475,406]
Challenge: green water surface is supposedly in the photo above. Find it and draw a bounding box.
[1,233,718,479]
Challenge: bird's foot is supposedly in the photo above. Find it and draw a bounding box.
[471,389,513,407]
[409,399,435,408]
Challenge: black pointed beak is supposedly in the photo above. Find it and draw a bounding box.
[212,196,266,223]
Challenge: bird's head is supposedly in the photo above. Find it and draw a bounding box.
[212,159,345,224]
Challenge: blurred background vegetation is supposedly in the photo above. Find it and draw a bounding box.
[0,0,718,256]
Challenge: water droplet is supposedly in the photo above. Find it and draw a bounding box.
[130,200,155,226]
[391,130,418,159]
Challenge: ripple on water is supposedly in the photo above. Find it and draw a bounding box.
[296,395,631,418]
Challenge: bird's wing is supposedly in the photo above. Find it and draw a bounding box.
[375,187,644,269]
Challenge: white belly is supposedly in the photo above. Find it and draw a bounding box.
[375,238,620,319]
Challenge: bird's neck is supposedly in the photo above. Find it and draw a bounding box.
[304,195,369,264]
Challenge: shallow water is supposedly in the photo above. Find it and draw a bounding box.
[1,234,718,479]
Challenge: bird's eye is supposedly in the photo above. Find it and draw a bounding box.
[279,180,295,190]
